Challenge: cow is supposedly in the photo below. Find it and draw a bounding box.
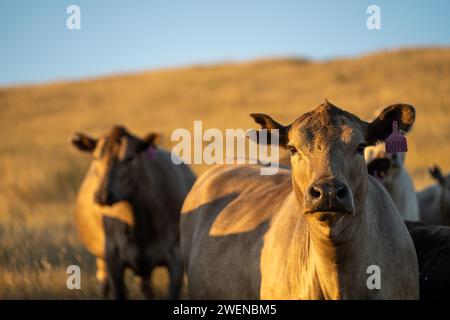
[180,101,419,299]
[405,220,450,300]
[364,143,420,221]
[71,125,196,299]
[418,166,450,226]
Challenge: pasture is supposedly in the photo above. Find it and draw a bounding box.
[0,47,449,298]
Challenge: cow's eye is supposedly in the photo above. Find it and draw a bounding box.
[288,145,297,155]
[356,144,367,155]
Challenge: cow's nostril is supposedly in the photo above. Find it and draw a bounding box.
[337,186,348,199]
[309,186,321,199]
[304,178,353,216]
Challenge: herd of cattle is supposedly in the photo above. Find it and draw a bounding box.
[71,101,450,300]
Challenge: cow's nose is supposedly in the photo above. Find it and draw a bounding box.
[304,178,353,217]
[94,190,114,206]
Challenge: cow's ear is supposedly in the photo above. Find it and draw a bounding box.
[429,166,445,185]
[143,132,162,148]
[71,132,97,153]
[248,113,290,148]
[367,104,415,145]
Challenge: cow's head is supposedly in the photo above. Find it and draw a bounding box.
[71,125,161,206]
[251,101,415,227]
[367,157,391,182]
[364,143,407,184]
[429,166,450,215]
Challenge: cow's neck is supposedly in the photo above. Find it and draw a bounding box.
[267,192,367,299]
[127,154,167,242]
[306,223,341,299]
[306,214,366,299]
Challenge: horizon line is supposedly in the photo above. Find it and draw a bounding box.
[2,45,449,90]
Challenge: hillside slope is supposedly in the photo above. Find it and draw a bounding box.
[0,47,449,298]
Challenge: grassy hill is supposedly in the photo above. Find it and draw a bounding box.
[1,47,449,298]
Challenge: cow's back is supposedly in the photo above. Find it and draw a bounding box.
[405,220,450,299]
[418,184,442,224]
[180,164,291,299]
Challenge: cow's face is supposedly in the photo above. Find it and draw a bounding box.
[429,166,450,215]
[251,101,415,228]
[71,126,160,206]
[365,143,405,184]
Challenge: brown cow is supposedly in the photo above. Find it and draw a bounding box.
[181,101,419,299]
[72,125,196,299]
[418,166,450,226]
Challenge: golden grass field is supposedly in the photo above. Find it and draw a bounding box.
[0,47,449,299]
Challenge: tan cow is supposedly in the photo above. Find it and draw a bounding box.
[72,125,196,299]
[364,143,420,221]
[418,166,450,226]
[181,101,419,299]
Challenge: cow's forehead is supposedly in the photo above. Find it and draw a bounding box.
[94,126,139,158]
[288,102,365,146]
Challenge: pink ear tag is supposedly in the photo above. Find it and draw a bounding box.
[146,146,157,159]
[385,121,408,154]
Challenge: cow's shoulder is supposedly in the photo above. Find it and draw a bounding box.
[182,164,291,235]
[365,176,405,232]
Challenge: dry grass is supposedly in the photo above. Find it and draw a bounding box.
[0,47,449,298]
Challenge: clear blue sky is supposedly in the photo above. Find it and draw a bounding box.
[1,0,449,86]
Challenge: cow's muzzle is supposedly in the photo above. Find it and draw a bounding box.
[303,177,354,220]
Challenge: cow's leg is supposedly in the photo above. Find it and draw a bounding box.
[140,270,155,299]
[167,248,183,300]
[103,216,130,299]
[96,258,109,298]
[105,248,126,300]
[101,279,110,298]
